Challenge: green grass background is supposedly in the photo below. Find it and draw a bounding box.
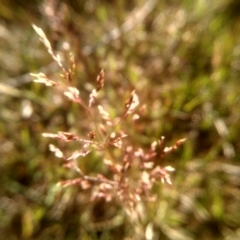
[1,0,240,239]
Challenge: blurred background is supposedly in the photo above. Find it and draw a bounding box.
[1,0,240,239]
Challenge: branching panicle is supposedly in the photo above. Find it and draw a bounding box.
[32,25,185,207]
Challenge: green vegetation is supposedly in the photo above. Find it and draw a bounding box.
[1,0,240,239]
